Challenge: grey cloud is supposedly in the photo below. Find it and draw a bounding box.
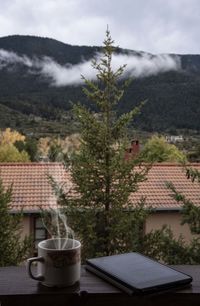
[0,0,200,54]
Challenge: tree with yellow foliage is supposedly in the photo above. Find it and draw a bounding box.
[0,128,25,145]
[141,135,187,163]
[37,134,81,161]
[0,128,30,162]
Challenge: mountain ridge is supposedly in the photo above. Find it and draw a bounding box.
[0,35,200,134]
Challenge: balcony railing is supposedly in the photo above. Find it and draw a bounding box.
[0,265,199,306]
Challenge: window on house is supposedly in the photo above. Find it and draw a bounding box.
[34,217,47,249]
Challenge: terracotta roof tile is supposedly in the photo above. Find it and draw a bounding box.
[130,163,200,210]
[0,163,72,212]
[0,162,200,212]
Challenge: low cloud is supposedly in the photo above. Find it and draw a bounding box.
[0,49,181,86]
[112,53,181,78]
[0,49,32,68]
[39,57,94,86]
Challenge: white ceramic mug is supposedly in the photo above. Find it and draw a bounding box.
[27,238,81,287]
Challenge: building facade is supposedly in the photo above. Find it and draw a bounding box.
[1,162,200,247]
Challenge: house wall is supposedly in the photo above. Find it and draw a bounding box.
[21,211,194,245]
[145,211,194,243]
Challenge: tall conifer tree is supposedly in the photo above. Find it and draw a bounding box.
[59,30,149,259]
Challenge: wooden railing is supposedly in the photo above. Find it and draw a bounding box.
[0,265,200,306]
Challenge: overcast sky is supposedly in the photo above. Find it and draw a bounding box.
[0,0,199,54]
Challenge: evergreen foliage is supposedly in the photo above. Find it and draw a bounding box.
[57,30,150,260]
[142,225,190,264]
[164,166,200,263]
[0,179,32,266]
[15,138,38,161]
[167,166,200,235]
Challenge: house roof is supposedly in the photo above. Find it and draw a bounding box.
[0,163,72,213]
[130,163,200,210]
[0,162,199,213]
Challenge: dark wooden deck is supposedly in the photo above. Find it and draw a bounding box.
[0,265,200,306]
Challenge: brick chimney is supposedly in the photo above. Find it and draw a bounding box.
[124,139,140,160]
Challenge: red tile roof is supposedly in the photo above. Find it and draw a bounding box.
[0,162,199,212]
[0,163,71,213]
[130,163,200,210]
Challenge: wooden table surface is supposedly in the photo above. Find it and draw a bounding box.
[0,265,200,306]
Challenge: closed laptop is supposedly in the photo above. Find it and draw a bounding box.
[86,252,192,295]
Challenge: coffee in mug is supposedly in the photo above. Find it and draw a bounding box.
[27,238,81,287]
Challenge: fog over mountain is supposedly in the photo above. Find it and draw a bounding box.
[0,48,180,86]
[0,35,200,133]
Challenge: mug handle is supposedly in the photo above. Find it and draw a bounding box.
[27,256,45,281]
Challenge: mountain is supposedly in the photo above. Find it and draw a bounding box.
[0,35,200,136]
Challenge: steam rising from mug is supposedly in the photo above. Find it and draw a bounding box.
[42,208,75,250]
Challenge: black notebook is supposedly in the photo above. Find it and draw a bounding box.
[85,252,192,295]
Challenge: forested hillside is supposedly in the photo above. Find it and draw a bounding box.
[0,35,200,135]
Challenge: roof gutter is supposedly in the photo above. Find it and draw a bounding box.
[10,206,183,214]
[151,207,182,212]
[11,209,41,214]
